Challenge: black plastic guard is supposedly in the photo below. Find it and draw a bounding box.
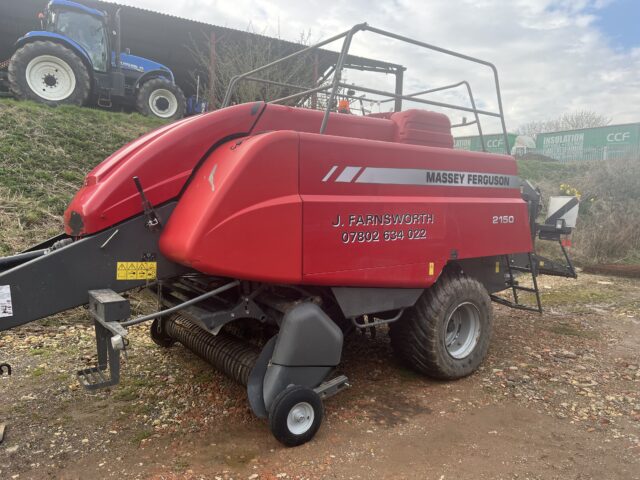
[247,336,277,418]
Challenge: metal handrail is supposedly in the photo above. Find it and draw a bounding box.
[221,23,510,155]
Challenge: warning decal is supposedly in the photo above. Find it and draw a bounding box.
[116,262,157,281]
[0,285,13,318]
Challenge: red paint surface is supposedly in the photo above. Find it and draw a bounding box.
[65,104,532,287]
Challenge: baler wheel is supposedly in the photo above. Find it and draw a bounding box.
[389,271,493,380]
[268,385,324,447]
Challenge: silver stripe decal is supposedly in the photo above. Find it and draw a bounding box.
[322,165,338,182]
[354,167,520,189]
[335,166,362,183]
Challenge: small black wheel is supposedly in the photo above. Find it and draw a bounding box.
[9,40,91,106]
[150,318,175,348]
[136,78,185,121]
[389,270,493,380]
[268,385,324,447]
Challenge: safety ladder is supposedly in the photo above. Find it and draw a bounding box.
[490,252,543,313]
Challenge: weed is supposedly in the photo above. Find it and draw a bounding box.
[131,429,153,445]
[172,459,190,473]
[113,387,139,402]
[547,323,597,339]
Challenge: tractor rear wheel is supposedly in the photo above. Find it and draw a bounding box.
[389,270,493,380]
[8,41,90,106]
[136,78,185,121]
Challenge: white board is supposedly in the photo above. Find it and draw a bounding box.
[0,285,12,318]
[546,196,579,228]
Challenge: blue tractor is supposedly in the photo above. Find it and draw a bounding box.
[6,0,186,120]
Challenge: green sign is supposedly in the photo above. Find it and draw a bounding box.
[536,123,640,162]
[454,133,517,154]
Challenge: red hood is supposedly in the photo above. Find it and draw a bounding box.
[64,103,264,236]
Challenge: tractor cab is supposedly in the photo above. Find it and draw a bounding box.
[43,0,109,72]
[5,0,186,119]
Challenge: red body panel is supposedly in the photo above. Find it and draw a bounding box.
[65,103,532,288]
[298,134,530,287]
[64,103,263,235]
[64,104,452,236]
[159,132,303,283]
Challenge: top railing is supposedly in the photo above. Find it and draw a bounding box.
[222,23,510,155]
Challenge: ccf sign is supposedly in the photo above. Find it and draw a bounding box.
[607,132,630,142]
[487,139,504,148]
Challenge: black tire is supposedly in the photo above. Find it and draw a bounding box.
[268,385,324,447]
[8,40,90,106]
[149,317,175,348]
[136,78,185,121]
[389,270,493,380]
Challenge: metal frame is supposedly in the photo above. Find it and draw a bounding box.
[222,23,510,154]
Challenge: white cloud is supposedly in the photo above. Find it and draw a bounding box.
[116,0,639,130]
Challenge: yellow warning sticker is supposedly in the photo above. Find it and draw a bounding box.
[428,262,435,276]
[495,261,500,273]
[116,262,157,281]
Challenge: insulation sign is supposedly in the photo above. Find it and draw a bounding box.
[0,285,13,318]
[116,262,157,280]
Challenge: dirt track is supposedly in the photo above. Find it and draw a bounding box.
[1,272,639,479]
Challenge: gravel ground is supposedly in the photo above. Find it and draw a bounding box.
[1,272,639,479]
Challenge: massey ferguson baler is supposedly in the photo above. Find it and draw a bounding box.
[0,25,578,446]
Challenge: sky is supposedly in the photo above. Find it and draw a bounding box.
[113,0,639,131]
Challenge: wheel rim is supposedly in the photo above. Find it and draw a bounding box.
[148,88,178,118]
[444,302,481,359]
[286,401,315,435]
[25,55,76,101]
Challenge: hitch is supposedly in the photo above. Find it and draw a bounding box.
[77,290,130,390]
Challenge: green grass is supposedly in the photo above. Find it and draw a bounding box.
[28,347,53,358]
[113,386,140,402]
[547,323,597,339]
[0,99,166,255]
[131,429,153,445]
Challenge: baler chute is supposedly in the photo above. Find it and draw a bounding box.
[0,24,577,446]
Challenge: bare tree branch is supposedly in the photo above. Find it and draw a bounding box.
[517,110,611,139]
[187,27,317,110]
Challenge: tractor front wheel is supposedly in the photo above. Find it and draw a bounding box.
[389,270,493,380]
[136,78,185,121]
[8,41,90,106]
